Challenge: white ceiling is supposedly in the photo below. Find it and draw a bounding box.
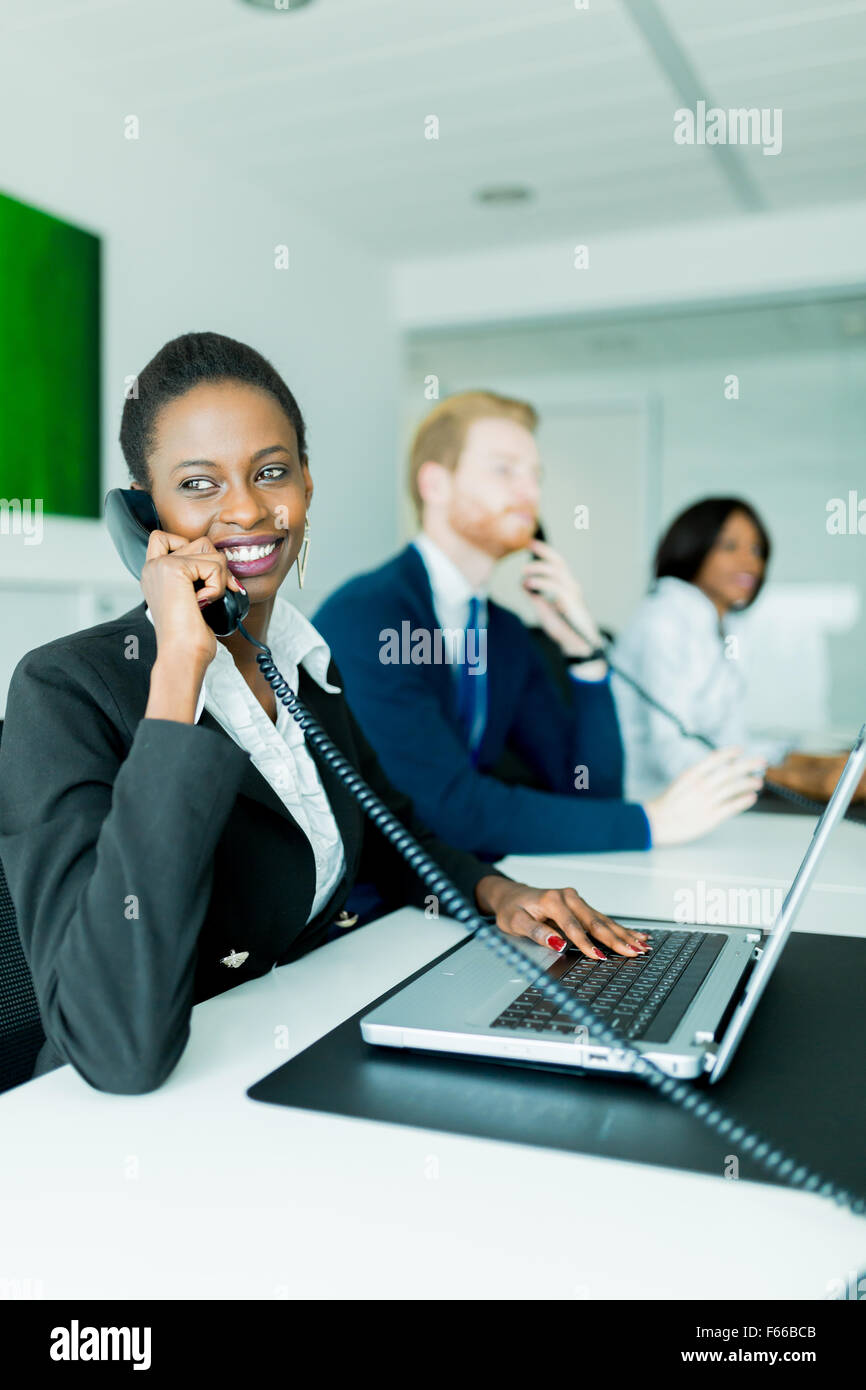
[2,0,866,257]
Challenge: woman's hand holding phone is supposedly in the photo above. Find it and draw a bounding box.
[141,529,245,724]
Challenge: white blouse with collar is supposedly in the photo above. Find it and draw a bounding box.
[610,576,788,801]
[148,596,346,924]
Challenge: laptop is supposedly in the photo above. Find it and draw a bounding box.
[361,725,866,1084]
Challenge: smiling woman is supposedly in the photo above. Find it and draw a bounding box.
[123,352,314,725]
[610,496,788,801]
[0,330,650,1096]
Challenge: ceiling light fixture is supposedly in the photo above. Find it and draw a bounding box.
[475,186,533,205]
[239,0,315,11]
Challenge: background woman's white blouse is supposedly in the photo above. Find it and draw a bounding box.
[610,576,788,801]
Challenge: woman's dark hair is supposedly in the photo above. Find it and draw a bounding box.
[119,331,308,486]
[653,496,772,607]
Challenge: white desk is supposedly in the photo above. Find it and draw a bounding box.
[1,812,863,1301]
[501,807,866,939]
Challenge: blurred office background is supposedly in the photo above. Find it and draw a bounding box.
[1,0,864,742]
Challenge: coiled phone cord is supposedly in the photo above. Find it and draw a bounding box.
[240,623,865,1218]
[526,520,865,823]
[575,629,866,824]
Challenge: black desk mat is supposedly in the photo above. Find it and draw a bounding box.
[755,787,866,823]
[248,932,866,1198]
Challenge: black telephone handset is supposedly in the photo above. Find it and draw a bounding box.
[104,488,250,637]
[99,490,862,1212]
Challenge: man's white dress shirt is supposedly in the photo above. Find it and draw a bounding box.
[412,532,489,644]
[412,531,607,684]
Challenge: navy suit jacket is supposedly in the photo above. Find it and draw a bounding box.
[314,544,650,857]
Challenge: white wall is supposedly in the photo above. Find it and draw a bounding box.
[0,133,399,714]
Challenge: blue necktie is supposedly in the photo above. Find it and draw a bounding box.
[456,596,487,766]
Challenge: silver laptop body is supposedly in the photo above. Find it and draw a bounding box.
[361,727,866,1083]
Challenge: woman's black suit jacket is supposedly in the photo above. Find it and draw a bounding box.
[0,603,504,1094]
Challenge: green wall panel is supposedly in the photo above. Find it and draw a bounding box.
[0,190,101,518]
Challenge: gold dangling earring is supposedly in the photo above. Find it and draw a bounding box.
[296,516,311,589]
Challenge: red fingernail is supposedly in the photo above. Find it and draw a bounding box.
[197,597,210,608]
[236,582,246,593]
[546,934,566,951]
[592,947,606,960]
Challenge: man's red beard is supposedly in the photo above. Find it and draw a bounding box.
[448,502,536,558]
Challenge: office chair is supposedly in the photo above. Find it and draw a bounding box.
[0,721,46,1093]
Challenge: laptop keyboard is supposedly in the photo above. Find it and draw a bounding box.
[490,929,726,1044]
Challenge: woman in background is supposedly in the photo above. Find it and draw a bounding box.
[611,497,789,802]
